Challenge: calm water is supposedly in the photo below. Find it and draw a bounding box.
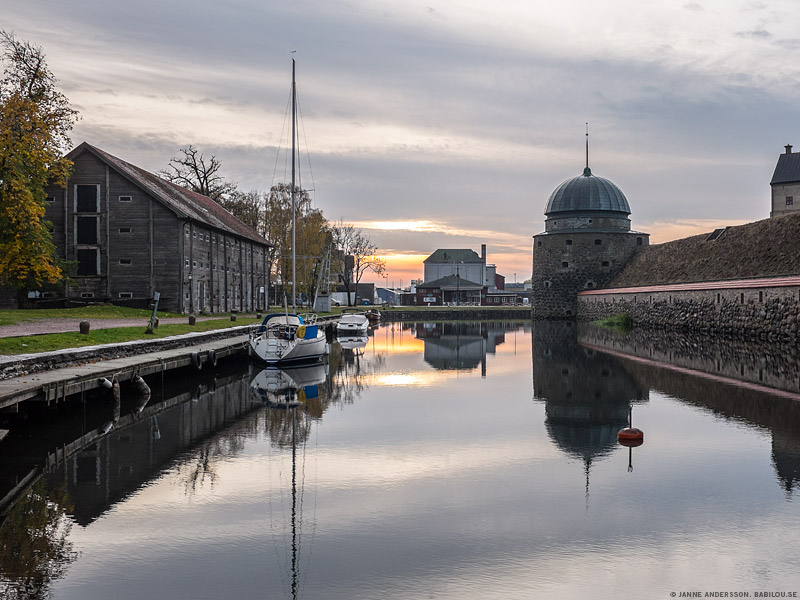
[1,321,799,599]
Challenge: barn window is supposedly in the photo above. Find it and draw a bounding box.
[118,292,133,298]
[119,259,132,265]
[77,248,99,275]
[119,195,132,202]
[119,227,131,233]
[80,292,94,299]
[45,195,55,203]
[76,217,98,244]
[76,184,99,212]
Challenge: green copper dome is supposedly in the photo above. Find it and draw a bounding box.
[545,167,631,216]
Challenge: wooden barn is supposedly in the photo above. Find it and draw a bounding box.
[40,142,271,313]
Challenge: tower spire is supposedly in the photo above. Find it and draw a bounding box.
[583,122,591,176]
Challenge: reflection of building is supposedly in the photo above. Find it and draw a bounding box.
[532,322,648,473]
[416,321,522,374]
[44,372,253,525]
[578,324,800,495]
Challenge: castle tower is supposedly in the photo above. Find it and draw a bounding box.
[532,163,649,318]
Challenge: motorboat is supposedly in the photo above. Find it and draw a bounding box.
[337,312,369,335]
[248,313,327,365]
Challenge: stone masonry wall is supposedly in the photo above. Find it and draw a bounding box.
[577,281,800,341]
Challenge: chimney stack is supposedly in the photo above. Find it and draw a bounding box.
[786,144,793,154]
[481,244,486,261]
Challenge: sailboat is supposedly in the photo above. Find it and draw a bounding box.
[249,58,327,365]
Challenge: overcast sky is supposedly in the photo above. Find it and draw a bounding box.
[5,0,799,285]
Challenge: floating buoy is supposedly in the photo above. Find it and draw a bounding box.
[618,427,644,447]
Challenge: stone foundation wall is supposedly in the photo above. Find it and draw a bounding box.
[577,281,800,341]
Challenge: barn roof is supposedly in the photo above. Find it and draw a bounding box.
[69,142,270,246]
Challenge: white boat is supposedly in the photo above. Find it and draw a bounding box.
[336,312,369,335]
[248,313,327,365]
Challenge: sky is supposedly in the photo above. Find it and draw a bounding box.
[5,0,800,286]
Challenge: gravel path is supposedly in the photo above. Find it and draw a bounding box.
[0,316,229,338]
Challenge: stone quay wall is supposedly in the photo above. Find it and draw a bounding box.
[576,277,800,341]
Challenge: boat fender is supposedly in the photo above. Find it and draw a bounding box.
[191,351,202,371]
[297,324,306,340]
[207,349,217,368]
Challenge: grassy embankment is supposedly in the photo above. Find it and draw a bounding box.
[593,312,632,334]
[0,306,262,355]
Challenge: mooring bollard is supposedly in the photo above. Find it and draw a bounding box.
[79,320,90,335]
[230,313,237,322]
[188,314,196,325]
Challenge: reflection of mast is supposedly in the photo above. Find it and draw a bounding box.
[290,404,298,599]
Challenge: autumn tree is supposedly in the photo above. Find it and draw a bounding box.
[159,145,237,202]
[0,31,78,294]
[330,220,385,305]
[219,189,262,232]
[263,182,330,305]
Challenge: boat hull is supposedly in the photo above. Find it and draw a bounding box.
[249,333,327,365]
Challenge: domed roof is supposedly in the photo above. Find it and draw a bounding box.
[545,167,631,216]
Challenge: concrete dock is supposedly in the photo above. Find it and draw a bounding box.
[0,332,250,410]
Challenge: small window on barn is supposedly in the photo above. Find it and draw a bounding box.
[594,239,602,245]
[193,231,197,238]
[80,292,94,299]
[119,259,132,265]
[119,227,131,233]
[45,195,55,203]
[206,233,210,241]
[119,195,132,203]
[565,239,572,246]
[118,292,133,299]
[77,248,99,275]
[787,196,794,206]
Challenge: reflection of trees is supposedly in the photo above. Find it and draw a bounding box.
[328,341,385,407]
[0,480,77,599]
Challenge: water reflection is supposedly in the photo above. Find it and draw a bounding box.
[415,321,521,373]
[532,322,649,492]
[532,321,800,496]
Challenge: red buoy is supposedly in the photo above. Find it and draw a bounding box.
[617,427,644,447]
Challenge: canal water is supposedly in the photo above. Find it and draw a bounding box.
[1,321,799,599]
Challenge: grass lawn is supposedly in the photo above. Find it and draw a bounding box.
[0,317,262,355]
[0,305,181,326]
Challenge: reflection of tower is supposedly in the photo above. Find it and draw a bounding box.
[532,322,648,499]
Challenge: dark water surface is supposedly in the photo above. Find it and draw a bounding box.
[1,321,799,599]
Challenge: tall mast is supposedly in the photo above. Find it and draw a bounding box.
[291,57,297,311]
[585,122,589,170]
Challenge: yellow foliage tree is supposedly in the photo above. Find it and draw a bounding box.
[0,31,78,293]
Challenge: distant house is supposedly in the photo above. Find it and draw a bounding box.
[771,144,800,218]
[40,142,271,313]
[417,245,510,305]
